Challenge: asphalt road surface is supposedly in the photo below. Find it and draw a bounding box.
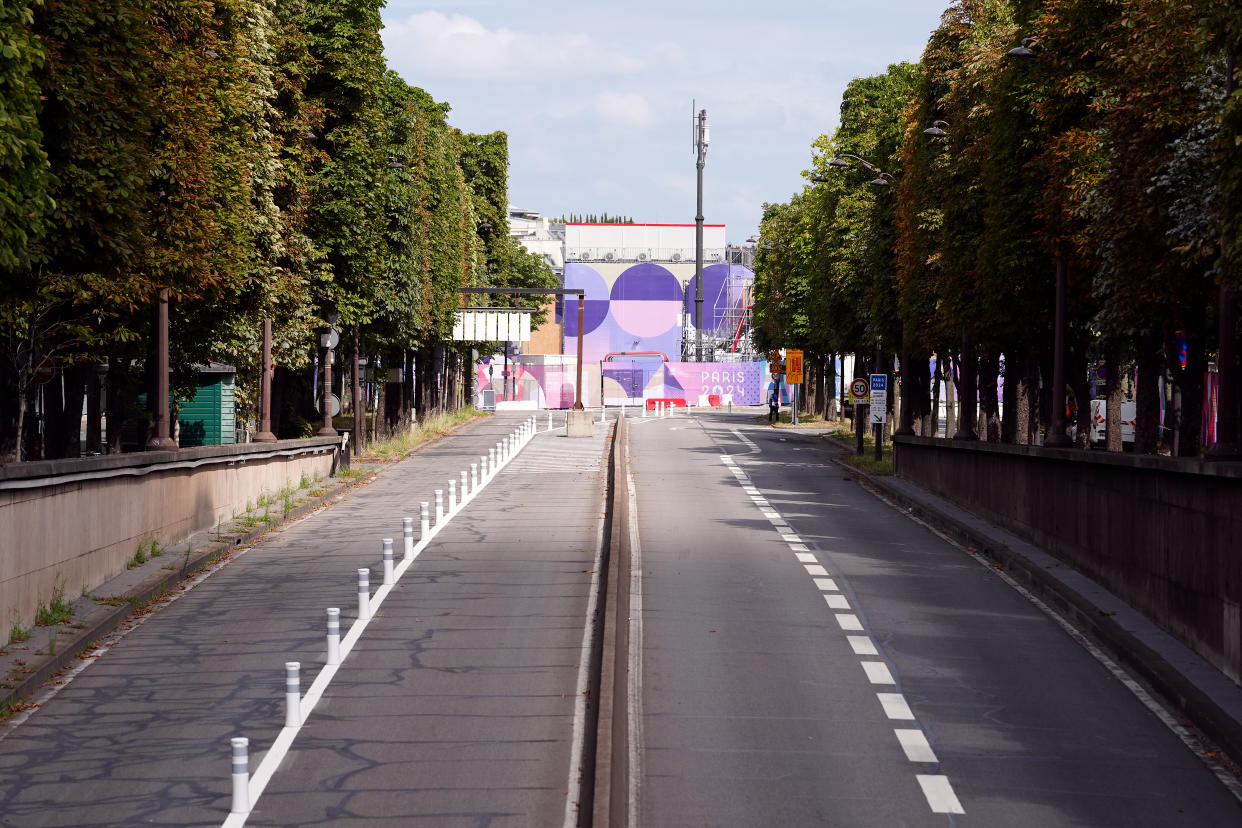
[0,413,607,827]
[4,407,1242,827]
[626,410,1242,827]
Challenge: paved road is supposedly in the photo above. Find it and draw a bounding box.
[627,410,1242,826]
[0,413,607,827]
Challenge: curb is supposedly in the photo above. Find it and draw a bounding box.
[593,415,630,828]
[827,444,1242,769]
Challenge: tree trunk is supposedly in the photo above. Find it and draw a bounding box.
[1134,330,1161,454]
[1105,340,1124,452]
[943,357,956,439]
[1001,348,1019,444]
[86,366,103,453]
[978,351,1000,442]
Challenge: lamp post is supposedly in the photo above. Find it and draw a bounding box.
[814,155,902,450]
[694,107,710,362]
[1005,35,1068,447]
[1208,53,1239,458]
[253,317,276,442]
[317,312,339,437]
[145,290,177,450]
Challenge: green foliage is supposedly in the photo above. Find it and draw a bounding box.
[34,579,72,626]
[0,0,54,276]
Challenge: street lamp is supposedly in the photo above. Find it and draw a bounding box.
[923,120,949,138]
[1004,35,1069,447]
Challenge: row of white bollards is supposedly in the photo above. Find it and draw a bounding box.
[229,415,542,819]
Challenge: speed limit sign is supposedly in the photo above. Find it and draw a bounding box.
[849,378,869,404]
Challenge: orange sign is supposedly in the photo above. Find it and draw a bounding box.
[785,349,803,384]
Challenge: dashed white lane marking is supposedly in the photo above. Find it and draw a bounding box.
[861,661,896,685]
[835,613,864,631]
[895,729,939,763]
[917,775,966,814]
[878,693,916,720]
[715,443,965,817]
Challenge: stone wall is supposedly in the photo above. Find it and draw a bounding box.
[893,436,1242,683]
[0,438,339,632]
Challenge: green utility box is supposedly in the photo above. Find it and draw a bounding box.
[178,364,237,447]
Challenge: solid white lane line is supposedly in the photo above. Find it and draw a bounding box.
[878,693,916,720]
[835,613,864,631]
[848,635,878,655]
[813,577,839,591]
[795,552,818,563]
[916,775,965,814]
[860,661,895,685]
[804,564,829,576]
[824,594,851,610]
[895,729,939,763]
[624,460,645,827]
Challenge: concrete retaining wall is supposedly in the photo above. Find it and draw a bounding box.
[1,438,339,633]
[893,436,1242,684]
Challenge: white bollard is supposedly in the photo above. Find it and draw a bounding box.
[489,448,496,474]
[548,412,553,432]
[481,454,489,480]
[420,502,430,540]
[403,517,414,560]
[642,401,648,418]
[448,480,457,512]
[460,470,469,500]
[231,737,250,814]
[382,538,394,585]
[326,608,341,665]
[621,400,626,418]
[285,661,301,727]
[435,489,444,524]
[357,568,371,620]
[471,463,478,491]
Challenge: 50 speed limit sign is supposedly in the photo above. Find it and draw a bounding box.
[848,378,869,404]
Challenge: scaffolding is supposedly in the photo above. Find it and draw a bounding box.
[681,255,756,362]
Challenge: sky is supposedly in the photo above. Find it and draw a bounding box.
[380,1,947,246]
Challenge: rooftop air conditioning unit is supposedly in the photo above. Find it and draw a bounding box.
[671,252,683,262]
[637,251,649,262]
[580,249,593,260]
[604,251,615,261]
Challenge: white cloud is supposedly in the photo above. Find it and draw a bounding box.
[594,92,655,128]
[383,12,646,79]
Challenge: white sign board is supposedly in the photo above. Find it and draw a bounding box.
[452,311,532,342]
[869,374,888,424]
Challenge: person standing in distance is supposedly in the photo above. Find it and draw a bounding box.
[768,386,780,423]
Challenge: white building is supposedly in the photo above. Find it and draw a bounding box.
[507,206,565,274]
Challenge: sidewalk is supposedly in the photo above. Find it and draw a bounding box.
[0,412,611,826]
[828,441,1242,771]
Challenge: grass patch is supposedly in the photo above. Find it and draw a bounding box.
[34,580,73,627]
[838,451,894,476]
[8,616,30,644]
[307,487,327,498]
[355,407,487,462]
[830,428,895,476]
[299,472,312,489]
